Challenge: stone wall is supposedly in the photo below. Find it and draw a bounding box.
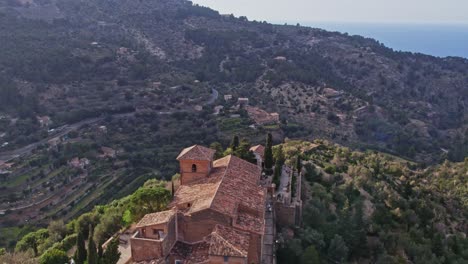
[130,235,163,262]
[247,233,262,264]
[139,222,167,240]
[162,215,177,256]
[275,202,296,227]
[178,209,231,243]
[179,160,212,185]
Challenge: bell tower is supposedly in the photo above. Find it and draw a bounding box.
[176,145,216,185]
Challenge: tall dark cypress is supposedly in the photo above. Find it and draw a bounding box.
[102,238,121,264]
[296,156,302,173]
[75,229,87,264]
[264,133,274,174]
[171,180,175,197]
[97,239,104,262]
[230,135,240,151]
[87,225,98,264]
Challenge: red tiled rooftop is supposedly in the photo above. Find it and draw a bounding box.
[235,211,264,234]
[169,241,210,264]
[207,225,250,258]
[136,209,175,228]
[176,145,216,161]
[249,145,265,159]
[171,154,266,234]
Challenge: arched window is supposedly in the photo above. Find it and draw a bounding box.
[191,164,197,172]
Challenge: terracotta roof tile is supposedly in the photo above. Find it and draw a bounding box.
[207,225,250,258]
[172,153,266,234]
[249,145,265,159]
[176,145,216,161]
[136,209,175,228]
[169,241,210,264]
[235,211,264,234]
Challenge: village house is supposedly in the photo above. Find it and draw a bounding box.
[213,105,224,115]
[249,145,265,168]
[224,94,233,101]
[98,126,108,134]
[131,145,268,264]
[68,157,90,170]
[48,137,61,148]
[37,116,52,128]
[322,87,342,99]
[237,98,249,106]
[99,146,116,158]
[0,161,14,175]
[245,106,280,125]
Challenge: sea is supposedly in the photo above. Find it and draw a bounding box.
[299,22,468,59]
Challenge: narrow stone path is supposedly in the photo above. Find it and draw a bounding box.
[262,197,275,264]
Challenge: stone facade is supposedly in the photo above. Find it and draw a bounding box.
[179,159,212,185]
[130,145,268,264]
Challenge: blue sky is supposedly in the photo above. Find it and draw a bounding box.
[191,0,468,25]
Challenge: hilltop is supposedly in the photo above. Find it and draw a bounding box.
[3,139,467,263]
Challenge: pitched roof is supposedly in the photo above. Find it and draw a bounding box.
[176,145,216,161]
[136,209,175,228]
[249,145,265,159]
[171,154,265,234]
[207,225,250,258]
[169,241,210,264]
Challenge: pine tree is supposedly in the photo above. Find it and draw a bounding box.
[264,133,274,174]
[87,226,98,264]
[230,135,239,151]
[39,249,69,264]
[102,238,121,264]
[75,229,87,264]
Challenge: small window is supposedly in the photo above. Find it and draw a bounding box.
[187,203,191,208]
[175,260,182,264]
[191,164,197,172]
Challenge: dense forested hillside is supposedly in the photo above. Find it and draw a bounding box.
[278,140,468,264]
[2,140,467,263]
[0,0,466,162]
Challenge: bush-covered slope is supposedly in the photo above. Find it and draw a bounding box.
[278,140,468,264]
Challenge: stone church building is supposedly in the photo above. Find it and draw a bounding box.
[130,145,268,264]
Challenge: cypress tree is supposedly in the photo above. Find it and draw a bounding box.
[171,180,175,197]
[98,239,104,262]
[75,229,87,264]
[230,135,240,151]
[273,160,281,189]
[102,238,121,264]
[87,225,98,264]
[264,133,274,174]
[296,156,302,173]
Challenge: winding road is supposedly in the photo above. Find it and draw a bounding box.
[0,88,219,162]
[0,112,134,162]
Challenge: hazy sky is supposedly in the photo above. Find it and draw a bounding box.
[191,0,468,24]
